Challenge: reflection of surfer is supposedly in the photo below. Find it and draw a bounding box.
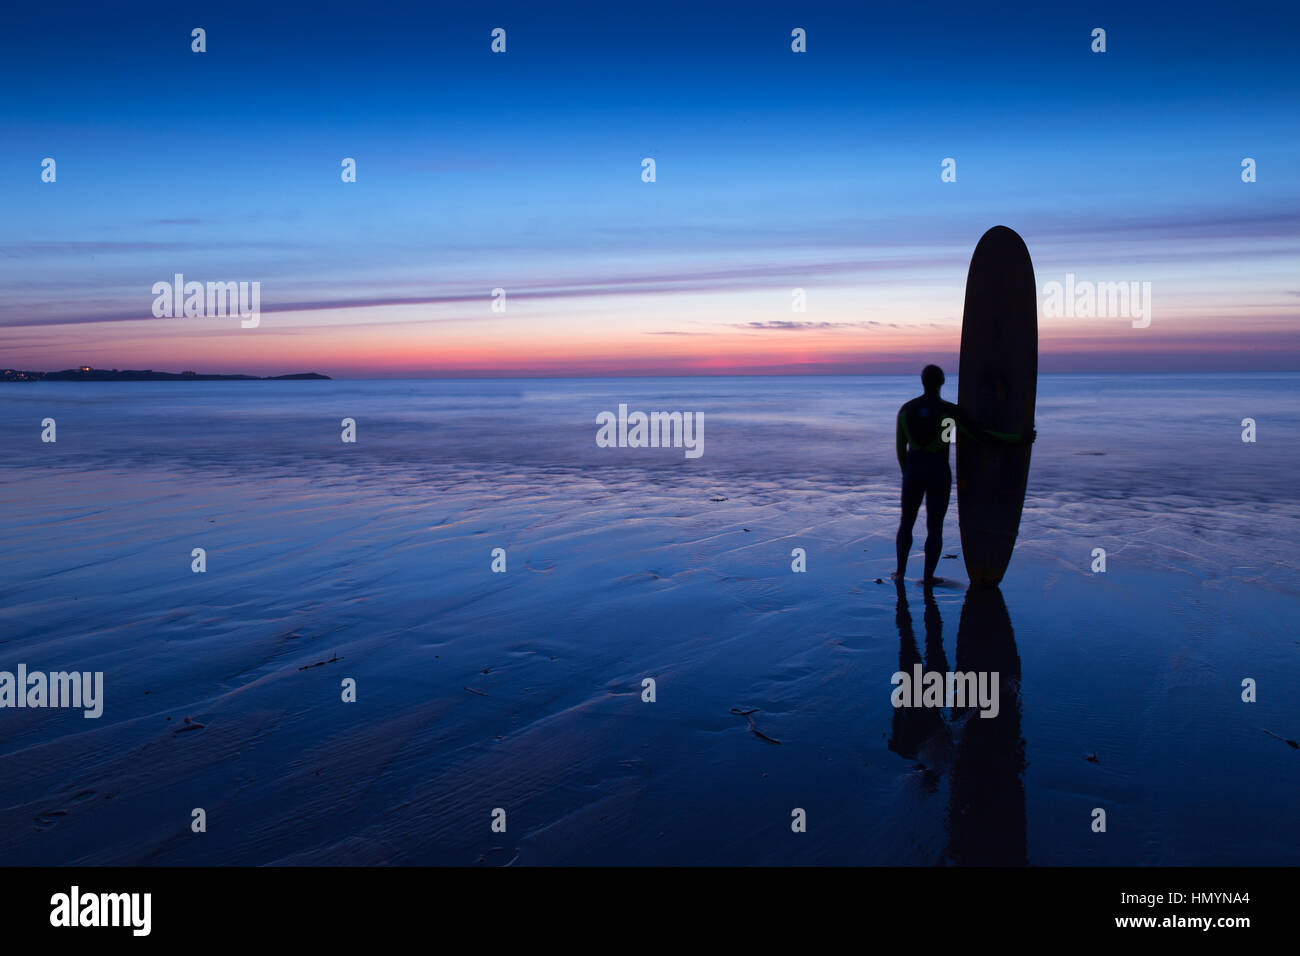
[892,365,1033,584]
[887,579,951,772]
[887,583,1028,865]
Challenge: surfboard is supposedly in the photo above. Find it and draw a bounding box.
[956,226,1037,586]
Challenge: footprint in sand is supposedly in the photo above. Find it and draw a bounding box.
[34,809,69,830]
[33,789,99,830]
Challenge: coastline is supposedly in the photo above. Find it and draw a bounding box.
[2,369,330,382]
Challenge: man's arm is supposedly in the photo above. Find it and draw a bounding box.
[980,422,1037,445]
[950,402,1035,444]
[896,407,908,473]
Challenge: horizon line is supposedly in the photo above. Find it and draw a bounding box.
[11,368,1300,381]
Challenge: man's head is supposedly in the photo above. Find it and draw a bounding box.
[921,364,945,395]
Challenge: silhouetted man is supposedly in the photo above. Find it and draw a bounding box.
[893,364,1032,583]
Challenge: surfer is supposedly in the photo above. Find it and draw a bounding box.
[892,365,1033,584]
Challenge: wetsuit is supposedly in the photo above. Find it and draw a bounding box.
[894,394,1024,579]
[894,394,968,581]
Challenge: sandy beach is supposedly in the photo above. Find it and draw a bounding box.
[0,374,1296,865]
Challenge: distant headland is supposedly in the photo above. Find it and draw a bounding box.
[3,367,331,382]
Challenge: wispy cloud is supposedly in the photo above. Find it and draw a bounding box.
[735,320,889,330]
[0,259,935,327]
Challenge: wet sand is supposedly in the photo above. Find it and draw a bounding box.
[0,375,1296,865]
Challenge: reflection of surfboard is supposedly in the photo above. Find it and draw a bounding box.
[951,584,1026,865]
[957,226,1037,586]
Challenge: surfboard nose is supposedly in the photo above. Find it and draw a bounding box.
[978,225,1029,252]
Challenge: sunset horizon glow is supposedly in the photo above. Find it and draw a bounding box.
[3,1,1297,377]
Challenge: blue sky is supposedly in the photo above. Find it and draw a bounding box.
[1,0,1297,374]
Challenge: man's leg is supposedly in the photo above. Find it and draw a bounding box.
[922,473,952,581]
[895,473,924,578]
